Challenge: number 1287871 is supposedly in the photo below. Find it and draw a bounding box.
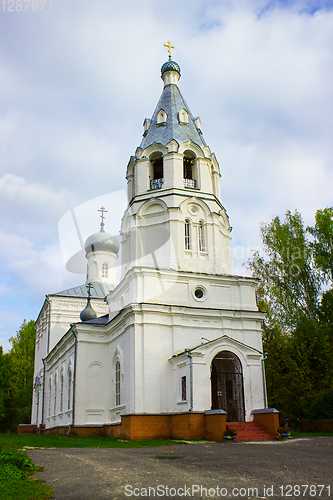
[1,0,52,11]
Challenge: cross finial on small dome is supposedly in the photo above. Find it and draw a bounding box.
[86,282,93,299]
[164,41,175,59]
[98,206,108,229]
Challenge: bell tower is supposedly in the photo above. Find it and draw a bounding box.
[121,47,232,277]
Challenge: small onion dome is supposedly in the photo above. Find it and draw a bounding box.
[161,59,181,77]
[80,298,97,322]
[84,226,120,256]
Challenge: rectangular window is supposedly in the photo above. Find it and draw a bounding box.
[115,361,121,406]
[185,221,191,250]
[54,375,57,415]
[102,263,108,278]
[60,374,64,413]
[67,370,72,410]
[181,376,187,401]
[48,382,51,416]
[198,222,205,252]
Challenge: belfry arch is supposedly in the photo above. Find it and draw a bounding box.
[210,351,245,422]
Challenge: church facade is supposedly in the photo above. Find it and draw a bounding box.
[31,55,272,439]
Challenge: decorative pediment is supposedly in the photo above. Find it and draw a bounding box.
[193,116,202,134]
[178,109,189,124]
[166,139,179,153]
[179,140,203,157]
[141,142,168,158]
[142,118,151,137]
[169,335,263,364]
[157,109,167,126]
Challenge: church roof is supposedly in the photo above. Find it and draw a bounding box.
[84,225,119,256]
[51,281,112,299]
[79,314,109,325]
[170,335,263,359]
[140,72,207,151]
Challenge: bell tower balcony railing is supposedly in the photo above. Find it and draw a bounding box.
[150,178,164,190]
[183,178,196,188]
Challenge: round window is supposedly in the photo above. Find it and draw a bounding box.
[193,286,206,301]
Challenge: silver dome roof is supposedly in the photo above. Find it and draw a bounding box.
[84,226,120,255]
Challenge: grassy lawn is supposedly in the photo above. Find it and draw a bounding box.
[0,433,184,452]
[291,430,333,437]
[0,445,53,500]
[0,433,184,500]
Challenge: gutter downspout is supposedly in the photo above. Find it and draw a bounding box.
[72,327,78,428]
[185,349,193,412]
[40,358,46,433]
[262,352,268,409]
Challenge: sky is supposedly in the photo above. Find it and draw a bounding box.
[0,0,333,351]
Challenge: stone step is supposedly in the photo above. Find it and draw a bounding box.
[226,421,276,442]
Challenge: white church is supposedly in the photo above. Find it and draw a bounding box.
[30,50,277,441]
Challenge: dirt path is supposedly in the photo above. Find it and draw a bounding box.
[29,437,333,499]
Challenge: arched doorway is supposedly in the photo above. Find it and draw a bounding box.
[211,351,245,422]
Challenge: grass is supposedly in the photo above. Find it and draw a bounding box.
[0,446,53,500]
[291,430,333,438]
[0,433,184,453]
[0,433,185,500]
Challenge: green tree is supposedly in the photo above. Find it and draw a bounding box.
[0,346,10,432]
[308,207,333,283]
[5,320,36,432]
[248,208,333,423]
[248,210,322,331]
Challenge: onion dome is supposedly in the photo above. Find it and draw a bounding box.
[161,58,181,77]
[80,297,97,322]
[84,225,120,256]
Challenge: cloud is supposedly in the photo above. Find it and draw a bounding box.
[0,0,332,348]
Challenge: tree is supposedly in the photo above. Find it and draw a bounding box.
[4,320,36,432]
[248,208,333,423]
[0,346,10,432]
[248,210,322,331]
[308,207,333,284]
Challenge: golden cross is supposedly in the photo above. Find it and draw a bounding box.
[164,41,175,58]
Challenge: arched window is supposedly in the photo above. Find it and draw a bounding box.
[150,154,164,189]
[60,373,64,413]
[198,222,205,252]
[183,156,193,179]
[67,369,72,410]
[102,262,109,278]
[183,153,196,188]
[54,374,57,415]
[48,380,51,417]
[153,158,163,179]
[115,361,121,406]
[185,220,191,250]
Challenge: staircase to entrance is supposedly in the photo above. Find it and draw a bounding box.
[226,421,275,442]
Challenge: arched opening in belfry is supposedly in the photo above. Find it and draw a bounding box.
[150,152,164,189]
[183,150,196,188]
[211,351,245,422]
